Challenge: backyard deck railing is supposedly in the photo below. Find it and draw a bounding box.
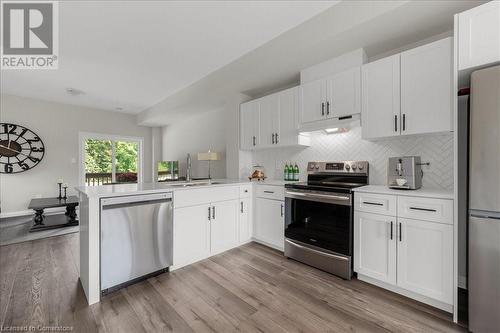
[85,172,138,186]
[85,171,172,185]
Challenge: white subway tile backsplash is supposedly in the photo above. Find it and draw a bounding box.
[250,127,453,190]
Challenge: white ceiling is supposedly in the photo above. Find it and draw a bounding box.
[139,0,485,126]
[1,1,337,114]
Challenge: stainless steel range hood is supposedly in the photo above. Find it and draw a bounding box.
[299,114,360,134]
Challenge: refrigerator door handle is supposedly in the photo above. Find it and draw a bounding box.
[470,214,500,220]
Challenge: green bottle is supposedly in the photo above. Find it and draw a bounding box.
[284,163,289,181]
[294,163,299,181]
[288,162,293,181]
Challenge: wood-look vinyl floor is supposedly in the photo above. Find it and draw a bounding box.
[0,233,466,333]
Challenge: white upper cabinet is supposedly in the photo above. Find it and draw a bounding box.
[361,38,452,139]
[299,67,361,126]
[278,87,299,146]
[240,87,308,150]
[327,66,361,118]
[458,0,500,71]
[400,38,453,135]
[259,94,280,146]
[361,54,401,139]
[299,79,327,124]
[240,100,260,150]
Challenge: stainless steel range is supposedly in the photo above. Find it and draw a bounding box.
[284,161,369,280]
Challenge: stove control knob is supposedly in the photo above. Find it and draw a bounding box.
[345,164,351,171]
[358,164,364,170]
[315,165,320,170]
[352,164,357,170]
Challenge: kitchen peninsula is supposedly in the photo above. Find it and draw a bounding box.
[75,179,287,304]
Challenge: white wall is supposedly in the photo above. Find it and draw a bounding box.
[160,93,251,180]
[0,94,153,214]
[161,108,228,179]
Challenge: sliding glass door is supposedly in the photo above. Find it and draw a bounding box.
[81,134,142,186]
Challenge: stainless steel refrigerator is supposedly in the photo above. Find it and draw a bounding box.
[468,65,500,333]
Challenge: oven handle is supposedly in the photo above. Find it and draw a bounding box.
[285,239,349,262]
[285,190,351,206]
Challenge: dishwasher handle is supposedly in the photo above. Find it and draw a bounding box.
[101,193,172,209]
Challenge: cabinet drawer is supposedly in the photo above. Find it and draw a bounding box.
[398,196,453,225]
[355,192,396,216]
[174,186,239,208]
[239,184,252,198]
[255,185,284,200]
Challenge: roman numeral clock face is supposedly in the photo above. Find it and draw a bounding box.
[0,123,45,174]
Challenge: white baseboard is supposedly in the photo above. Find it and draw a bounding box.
[0,207,78,219]
[458,275,467,289]
[357,273,453,313]
[251,237,284,252]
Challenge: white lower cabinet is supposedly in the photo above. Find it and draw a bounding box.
[173,204,211,269]
[239,198,252,243]
[254,197,284,250]
[354,192,454,310]
[210,199,239,255]
[172,186,248,270]
[354,212,396,285]
[397,217,453,304]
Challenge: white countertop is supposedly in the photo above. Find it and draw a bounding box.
[74,178,295,198]
[75,179,249,198]
[352,185,454,200]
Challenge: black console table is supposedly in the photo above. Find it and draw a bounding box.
[28,196,79,232]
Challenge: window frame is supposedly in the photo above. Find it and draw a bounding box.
[78,132,144,186]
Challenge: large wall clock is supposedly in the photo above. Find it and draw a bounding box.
[0,123,45,174]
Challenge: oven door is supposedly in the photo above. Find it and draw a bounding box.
[284,189,352,256]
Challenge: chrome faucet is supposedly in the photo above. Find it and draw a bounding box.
[186,153,192,182]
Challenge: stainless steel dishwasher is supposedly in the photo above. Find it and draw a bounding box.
[100,192,173,295]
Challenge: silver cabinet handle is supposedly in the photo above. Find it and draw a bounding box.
[321,102,325,116]
[326,101,330,115]
[275,133,279,144]
[212,206,215,220]
[240,201,244,213]
[253,136,256,146]
[208,206,211,221]
[394,115,398,132]
[263,190,274,194]
[399,222,402,242]
[390,221,393,240]
[363,201,383,206]
[409,206,437,212]
[402,114,406,131]
[280,204,284,217]
[271,133,275,144]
